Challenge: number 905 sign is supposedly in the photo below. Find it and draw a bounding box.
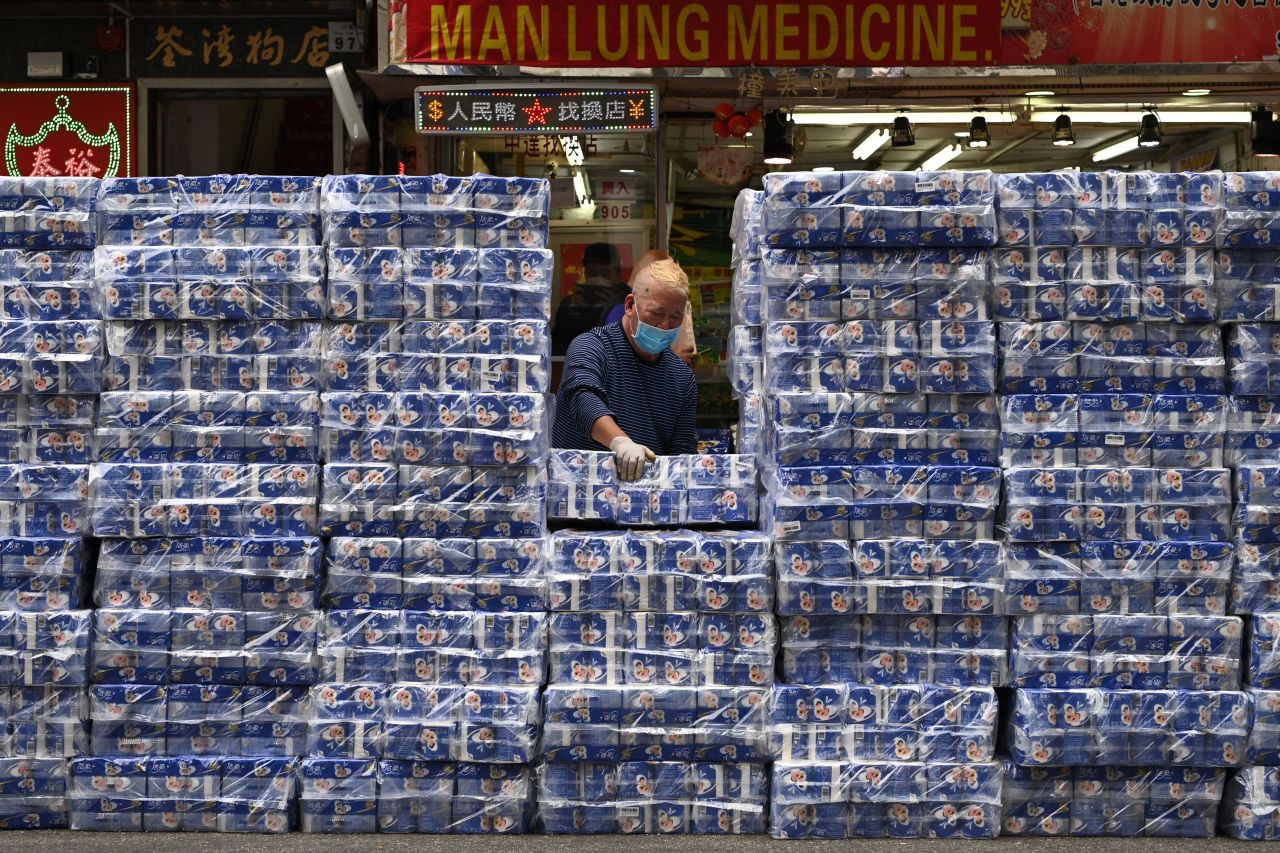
[597,203,632,220]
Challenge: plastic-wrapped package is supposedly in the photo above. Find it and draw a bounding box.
[319,609,545,685]
[777,614,1008,687]
[769,760,1002,838]
[1004,466,1231,543]
[0,178,98,250]
[1005,688,1249,767]
[1224,172,1280,248]
[1222,766,1280,839]
[547,451,756,526]
[1011,614,1242,690]
[547,611,774,688]
[89,463,318,538]
[1235,546,1280,615]
[1248,615,1280,687]
[68,756,147,830]
[1218,250,1280,322]
[1248,689,1280,763]
[94,536,320,612]
[547,529,771,614]
[774,539,1004,618]
[536,761,767,834]
[1,685,88,758]
[0,757,69,828]
[768,683,997,762]
[0,610,91,687]
[1229,323,1280,395]
[540,684,768,763]
[299,757,378,832]
[1001,762,1226,837]
[304,683,541,764]
[1236,467,1280,544]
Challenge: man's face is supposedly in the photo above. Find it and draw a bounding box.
[583,261,618,284]
[627,278,686,331]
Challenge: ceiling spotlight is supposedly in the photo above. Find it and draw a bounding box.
[1252,106,1280,157]
[763,109,794,166]
[1138,112,1162,148]
[967,116,990,148]
[1052,114,1076,147]
[891,115,915,147]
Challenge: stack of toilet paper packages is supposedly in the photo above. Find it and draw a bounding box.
[548,450,757,525]
[1001,762,1227,837]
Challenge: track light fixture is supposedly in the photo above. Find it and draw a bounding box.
[967,116,990,148]
[1138,112,1162,148]
[1052,113,1075,147]
[763,109,794,166]
[890,115,914,147]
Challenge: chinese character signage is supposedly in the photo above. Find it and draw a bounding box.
[393,0,1001,67]
[0,85,134,178]
[416,86,657,135]
[135,17,360,77]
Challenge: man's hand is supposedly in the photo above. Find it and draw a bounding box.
[609,435,656,481]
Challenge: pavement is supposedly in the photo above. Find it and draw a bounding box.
[0,834,1267,852]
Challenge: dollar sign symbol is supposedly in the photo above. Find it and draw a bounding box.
[428,99,444,121]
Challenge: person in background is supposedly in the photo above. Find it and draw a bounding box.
[552,258,698,480]
[551,242,628,356]
[603,249,698,368]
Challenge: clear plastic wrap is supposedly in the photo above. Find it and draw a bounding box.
[546,529,771,613]
[1248,615,1280,687]
[94,536,319,612]
[765,464,1000,543]
[547,611,774,688]
[1002,762,1226,837]
[547,451,757,526]
[1218,250,1280,322]
[540,684,768,763]
[1229,323,1280,395]
[90,609,320,686]
[1004,540,1232,616]
[0,465,88,538]
[1222,765,1280,839]
[88,463,318,538]
[536,761,766,834]
[1236,467,1280,545]
[0,178,98,251]
[321,465,546,543]
[1006,687,1249,767]
[304,683,541,764]
[774,539,1004,618]
[768,683,998,762]
[0,757,68,828]
[0,610,91,687]
[0,685,88,758]
[769,759,1002,838]
[1011,614,1242,690]
[777,614,1008,687]
[0,536,89,611]
[1004,467,1232,543]
[318,608,545,685]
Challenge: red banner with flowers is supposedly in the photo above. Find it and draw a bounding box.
[0,85,135,178]
[1005,1,1280,66]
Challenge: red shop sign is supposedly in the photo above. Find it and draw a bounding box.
[0,85,135,178]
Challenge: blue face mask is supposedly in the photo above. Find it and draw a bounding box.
[631,314,680,355]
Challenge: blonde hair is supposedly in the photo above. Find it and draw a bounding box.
[633,258,689,301]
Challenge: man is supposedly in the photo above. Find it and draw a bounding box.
[551,242,628,356]
[553,258,698,480]
[602,249,698,368]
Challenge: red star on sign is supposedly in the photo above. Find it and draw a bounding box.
[523,97,552,126]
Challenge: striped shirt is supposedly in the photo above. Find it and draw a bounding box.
[553,322,698,455]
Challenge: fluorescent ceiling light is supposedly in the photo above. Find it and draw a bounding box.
[1025,89,1056,97]
[1030,110,1251,123]
[954,130,971,138]
[558,136,585,166]
[1092,136,1141,163]
[619,169,635,173]
[851,129,891,160]
[920,144,963,171]
[1183,89,1211,96]
[812,166,836,173]
[793,110,1016,126]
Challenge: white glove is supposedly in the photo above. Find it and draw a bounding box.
[609,435,656,482]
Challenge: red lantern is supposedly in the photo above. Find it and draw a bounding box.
[745,107,762,126]
[728,114,750,138]
[712,119,730,138]
[714,102,735,122]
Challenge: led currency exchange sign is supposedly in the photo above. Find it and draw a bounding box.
[416,86,658,135]
[397,0,1000,67]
